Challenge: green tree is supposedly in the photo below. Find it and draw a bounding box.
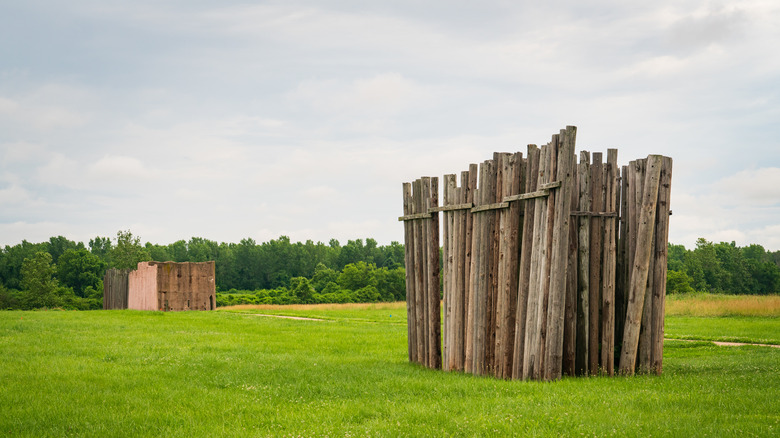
[56,248,107,297]
[714,242,754,294]
[21,252,62,309]
[146,243,172,262]
[338,261,377,291]
[375,266,406,301]
[290,277,315,304]
[685,238,723,292]
[667,243,687,272]
[89,236,112,264]
[111,230,151,270]
[46,236,82,262]
[0,240,49,290]
[666,270,696,294]
[311,263,338,292]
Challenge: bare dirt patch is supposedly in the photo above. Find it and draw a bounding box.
[666,338,779,348]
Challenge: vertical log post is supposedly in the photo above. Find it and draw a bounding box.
[442,174,456,371]
[427,177,442,369]
[522,144,550,379]
[412,179,426,364]
[402,183,417,364]
[615,165,630,359]
[600,149,618,375]
[512,145,539,380]
[544,126,577,381]
[575,151,591,375]
[563,148,579,377]
[588,153,603,374]
[486,155,500,375]
[651,157,673,374]
[619,155,663,375]
[495,152,522,379]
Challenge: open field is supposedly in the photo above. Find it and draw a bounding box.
[666,293,780,317]
[1,303,778,437]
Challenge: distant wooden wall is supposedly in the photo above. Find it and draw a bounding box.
[104,262,217,311]
[103,268,130,310]
[400,126,673,380]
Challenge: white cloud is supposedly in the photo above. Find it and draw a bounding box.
[89,155,155,181]
[1,0,779,252]
[717,167,780,204]
[0,184,30,204]
[288,73,432,116]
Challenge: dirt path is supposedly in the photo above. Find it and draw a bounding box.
[246,313,327,322]
[665,338,780,348]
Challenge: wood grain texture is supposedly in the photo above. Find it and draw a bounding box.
[588,153,603,374]
[619,155,663,375]
[575,151,591,376]
[600,149,618,376]
[651,157,673,374]
[512,145,539,380]
[544,126,577,381]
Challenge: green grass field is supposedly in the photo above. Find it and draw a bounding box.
[1,300,778,437]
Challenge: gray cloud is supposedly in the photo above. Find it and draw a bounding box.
[1,0,779,250]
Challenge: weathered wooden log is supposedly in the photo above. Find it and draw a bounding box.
[544,126,577,381]
[420,178,432,366]
[512,145,539,380]
[600,149,618,375]
[495,152,522,378]
[468,162,488,375]
[588,153,603,374]
[524,138,558,380]
[402,183,417,363]
[453,178,467,371]
[444,175,457,371]
[563,148,579,376]
[412,179,425,364]
[619,155,663,375]
[486,154,500,376]
[651,157,673,374]
[615,165,629,360]
[637,159,655,374]
[522,143,550,380]
[464,165,477,370]
[427,177,442,369]
[575,151,591,376]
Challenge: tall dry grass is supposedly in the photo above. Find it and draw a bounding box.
[223,296,780,317]
[221,301,407,312]
[666,294,780,317]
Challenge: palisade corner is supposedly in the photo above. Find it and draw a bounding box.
[399,126,673,380]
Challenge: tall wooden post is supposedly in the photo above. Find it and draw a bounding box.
[619,155,663,375]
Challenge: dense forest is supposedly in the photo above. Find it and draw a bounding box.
[0,231,405,310]
[666,238,780,295]
[0,231,778,310]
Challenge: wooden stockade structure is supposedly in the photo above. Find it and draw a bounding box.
[399,126,673,380]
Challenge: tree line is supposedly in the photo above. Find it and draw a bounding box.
[1,232,778,310]
[666,238,780,295]
[0,231,405,310]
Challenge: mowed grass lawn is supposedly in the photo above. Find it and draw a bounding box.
[0,298,778,437]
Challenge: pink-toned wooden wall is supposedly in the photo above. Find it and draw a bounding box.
[126,261,216,311]
[128,262,159,311]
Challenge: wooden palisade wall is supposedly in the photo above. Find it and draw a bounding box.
[399,126,673,380]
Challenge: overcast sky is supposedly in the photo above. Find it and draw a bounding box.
[1,0,779,250]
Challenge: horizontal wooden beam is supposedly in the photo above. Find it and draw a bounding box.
[570,211,618,217]
[430,203,473,213]
[471,201,510,213]
[503,188,550,202]
[398,212,432,221]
